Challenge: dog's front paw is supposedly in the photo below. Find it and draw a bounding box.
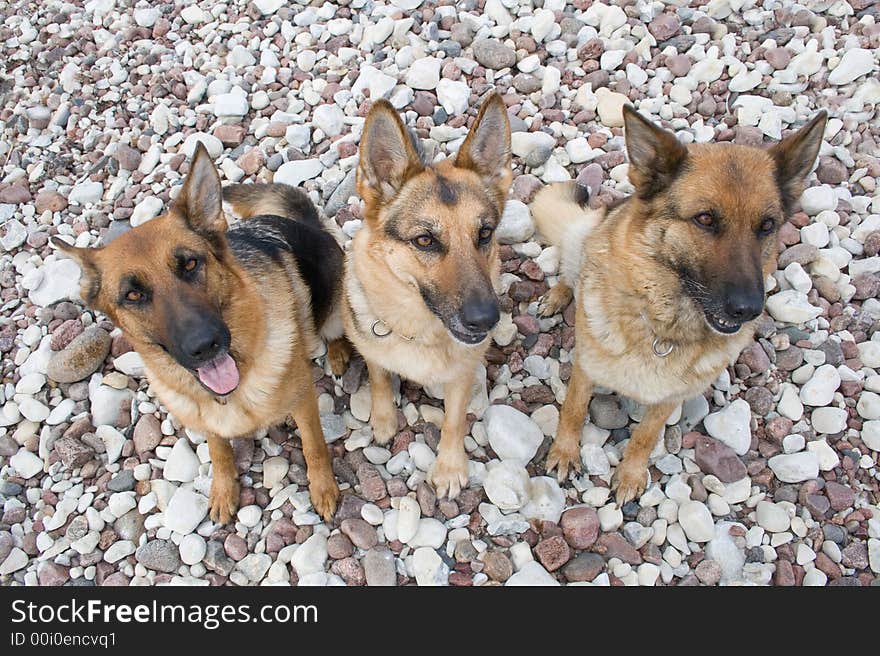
[611,464,648,505]
[209,476,241,524]
[537,283,573,318]
[428,449,469,500]
[371,408,398,445]
[308,472,340,522]
[545,435,582,483]
[327,338,352,377]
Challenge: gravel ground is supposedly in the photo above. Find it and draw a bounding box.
[1,0,879,587]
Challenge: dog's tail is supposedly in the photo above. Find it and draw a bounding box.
[530,181,602,287]
[223,183,320,227]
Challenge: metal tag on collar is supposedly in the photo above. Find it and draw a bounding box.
[652,337,674,357]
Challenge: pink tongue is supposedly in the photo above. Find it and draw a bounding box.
[197,353,240,395]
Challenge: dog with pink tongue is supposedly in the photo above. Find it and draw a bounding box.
[53,144,349,523]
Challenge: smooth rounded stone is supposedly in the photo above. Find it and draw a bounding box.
[182,133,223,159]
[113,351,144,377]
[799,364,841,406]
[363,547,397,586]
[436,78,469,115]
[360,503,384,526]
[133,415,161,454]
[108,491,137,517]
[768,452,820,483]
[396,496,421,544]
[291,533,328,577]
[483,460,530,512]
[163,488,209,535]
[472,39,516,69]
[862,420,880,452]
[408,518,447,549]
[799,186,836,215]
[135,539,182,573]
[484,405,543,464]
[341,518,378,550]
[234,554,272,583]
[595,88,628,127]
[597,504,623,532]
[213,93,248,117]
[521,476,566,524]
[262,456,289,489]
[828,48,874,85]
[130,196,164,227]
[857,391,880,420]
[68,181,104,205]
[0,547,29,575]
[580,443,611,476]
[561,507,599,549]
[694,435,747,483]
[805,438,839,472]
[237,505,262,528]
[703,399,752,456]
[677,501,715,543]
[19,397,49,422]
[46,327,111,383]
[412,547,449,586]
[10,448,43,478]
[16,372,46,395]
[274,159,323,187]
[511,131,556,161]
[496,200,535,244]
[506,561,560,586]
[312,104,346,137]
[405,57,442,90]
[756,501,790,533]
[811,406,848,434]
[782,434,806,453]
[104,540,137,564]
[765,290,822,324]
[163,439,200,483]
[589,394,628,429]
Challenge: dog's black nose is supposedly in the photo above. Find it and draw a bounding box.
[460,296,500,333]
[724,289,763,322]
[180,325,226,363]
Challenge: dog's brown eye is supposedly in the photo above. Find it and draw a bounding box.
[478,227,494,244]
[758,218,775,235]
[693,213,715,229]
[184,258,198,272]
[126,290,143,303]
[413,235,434,249]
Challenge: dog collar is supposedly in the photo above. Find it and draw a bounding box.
[345,274,416,342]
[652,337,674,357]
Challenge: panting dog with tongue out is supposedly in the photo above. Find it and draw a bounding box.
[53,143,350,523]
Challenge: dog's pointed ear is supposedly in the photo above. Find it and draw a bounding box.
[455,93,512,203]
[172,141,227,236]
[623,105,688,199]
[768,110,827,210]
[357,100,424,205]
[51,237,103,305]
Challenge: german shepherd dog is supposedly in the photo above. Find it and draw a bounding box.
[344,93,511,498]
[53,143,349,522]
[531,106,826,503]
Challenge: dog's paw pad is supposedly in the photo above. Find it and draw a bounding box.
[209,478,241,525]
[327,339,352,377]
[371,412,398,445]
[309,476,340,522]
[545,440,582,483]
[428,453,469,500]
[611,466,647,505]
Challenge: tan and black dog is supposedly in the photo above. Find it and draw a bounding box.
[344,93,511,499]
[53,143,348,522]
[532,106,827,503]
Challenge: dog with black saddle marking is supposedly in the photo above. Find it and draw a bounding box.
[54,143,349,522]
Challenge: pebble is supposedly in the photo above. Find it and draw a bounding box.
[703,399,752,455]
[484,405,543,464]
